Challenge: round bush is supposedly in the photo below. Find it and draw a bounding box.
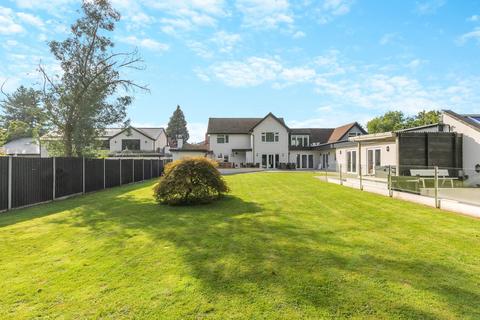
[154,157,229,205]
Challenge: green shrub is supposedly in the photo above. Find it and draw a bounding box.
[154,157,229,205]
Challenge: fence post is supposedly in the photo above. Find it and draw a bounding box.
[434,166,439,208]
[132,158,135,183]
[388,165,392,197]
[7,156,12,210]
[119,158,122,186]
[150,159,153,178]
[142,158,145,181]
[325,167,328,182]
[53,157,56,200]
[82,157,85,194]
[103,158,106,189]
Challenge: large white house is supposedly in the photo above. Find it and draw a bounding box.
[40,126,169,157]
[202,113,366,169]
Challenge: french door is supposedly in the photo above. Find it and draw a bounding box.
[296,154,314,169]
[262,154,280,168]
[367,149,381,175]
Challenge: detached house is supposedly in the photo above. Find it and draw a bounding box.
[40,126,169,157]
[206,112,366,169]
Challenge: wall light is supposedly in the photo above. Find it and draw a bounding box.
[386,146,390,152]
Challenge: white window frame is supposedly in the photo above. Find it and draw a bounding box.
[291,135,309,147]
[346,150,357,173]
[217,134,229,144]
[262,132,279,142]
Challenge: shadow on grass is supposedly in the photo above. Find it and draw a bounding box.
[2,179,479,318]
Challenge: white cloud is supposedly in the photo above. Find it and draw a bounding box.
[0,6,24,35]
[236,0,294,29]
[467,14,479,22]
[145,0,228,34]
[292,30,306,39]
[187,31,241,59]
[406,59,427,69]
[379,33,401,46]
[457,27,480,45]
[280,67,316,82]
[17,12,44,28]
[317,0,354,24]
[209,57,283,87]
[187,40,214,58]
[119,36,170,52]
[414,0,446,15]
[196,50,480,115]
[211,31,241,53]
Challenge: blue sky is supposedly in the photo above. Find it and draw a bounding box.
[1,0,480,142]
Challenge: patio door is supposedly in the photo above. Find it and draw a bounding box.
[262,154,279,168]
[367,149,381,175]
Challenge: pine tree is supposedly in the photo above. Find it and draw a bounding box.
[166,105,189,144]
[0,85,46,142]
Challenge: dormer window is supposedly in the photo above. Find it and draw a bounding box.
[262,132,279,142]
[217,134,229,143]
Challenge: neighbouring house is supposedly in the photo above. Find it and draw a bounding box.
[206,112,366,169]
[170,138,211,161]
[40,126,169,157]
[442,110,480,186]
[335,123,463,176]
[0,137,41,157]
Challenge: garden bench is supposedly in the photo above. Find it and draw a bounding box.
[408,169,457,188]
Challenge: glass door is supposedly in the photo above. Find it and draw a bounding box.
[268,154,274,169]
[367,149,374,174]
[262,154,267,168]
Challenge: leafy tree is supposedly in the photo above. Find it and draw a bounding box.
[367,110,441,133]
[0,85,45,142]
[154,157,229,205]
[39,0,147,157]
[406,110,441,128]
[367,111,407,133]
[166,105,189,144]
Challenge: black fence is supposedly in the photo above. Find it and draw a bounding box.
[1,157,164,212]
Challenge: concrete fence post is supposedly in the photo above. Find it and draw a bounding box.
[53,157,56,200]
[7,156,12,210]
[434,166,439,208]
[82,157,86,194]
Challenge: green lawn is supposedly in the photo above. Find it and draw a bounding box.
[1,172,479,319]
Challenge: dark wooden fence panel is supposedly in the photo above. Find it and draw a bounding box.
[12,158,53,208]
[143,160,152,180]
[0,158,8,211]
[85,159,104,192]
[134,160,143,182]
[121,159,133,185]
[105,159,120,188]
[152,160,159,177]
[55,157,83,198]
[398,132,462,175]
